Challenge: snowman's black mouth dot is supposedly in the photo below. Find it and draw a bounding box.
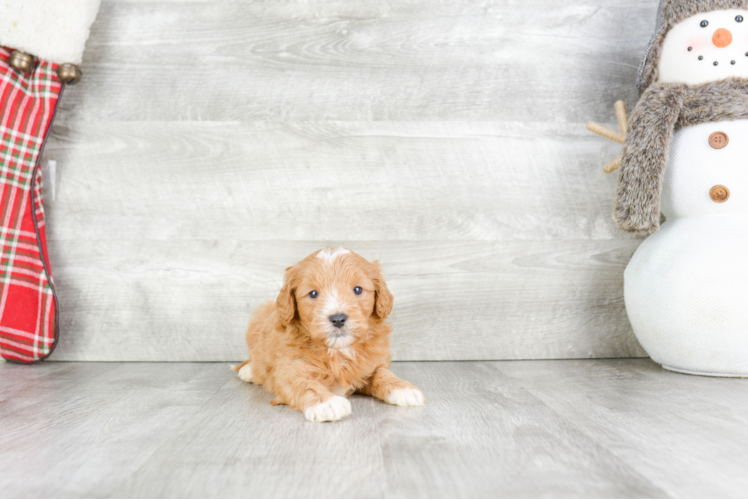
[714,61,719,66]
[688,46,693,51]
[699,55,704,60]
[732,60,737,65]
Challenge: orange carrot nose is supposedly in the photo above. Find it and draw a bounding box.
[713,28,733,47]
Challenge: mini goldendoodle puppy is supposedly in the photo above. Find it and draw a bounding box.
[234,247,424,422]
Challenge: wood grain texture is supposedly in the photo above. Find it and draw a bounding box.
[375,361,666,498]
[509,360,748,498]
[3,360,747,497]
[0,362,229,498]
[46,240,646,361]
[36,0,659,361]
[60,0,654,123]
[43,121,634,242]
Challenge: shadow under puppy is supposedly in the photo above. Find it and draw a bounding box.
[234,247,424,422]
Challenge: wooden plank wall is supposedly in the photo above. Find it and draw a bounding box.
[42,0,656,361]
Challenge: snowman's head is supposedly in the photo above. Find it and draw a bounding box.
[638,1,748,93]
[658,9,748,85]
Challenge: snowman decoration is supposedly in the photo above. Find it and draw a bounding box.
[588,0,748,377]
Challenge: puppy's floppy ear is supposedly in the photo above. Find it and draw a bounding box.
[370,261,393,319]
[276,265,300,329]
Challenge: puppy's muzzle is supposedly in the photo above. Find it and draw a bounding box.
[329,313,347,329]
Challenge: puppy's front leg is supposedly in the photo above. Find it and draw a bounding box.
[274,365,352,423]
[359,367,425,407]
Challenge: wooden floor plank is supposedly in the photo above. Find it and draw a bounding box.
[0,363,228,498]
[375,362,664,498]
[114,375,387,498]
[506,359,748,498]
[3,360,746,498]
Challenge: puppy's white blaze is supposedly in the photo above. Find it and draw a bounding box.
[237,363,254,383]
[316,247,351,265]
[322,289,343,317]
[304,395,352,422]
[386,388,425,407]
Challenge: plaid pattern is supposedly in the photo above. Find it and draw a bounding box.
[0,47,61,363]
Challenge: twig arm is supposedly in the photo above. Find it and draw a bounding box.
[604,156,622,174]
[587,100,628,173]
[586,122,625,144]
[614,101,628,135]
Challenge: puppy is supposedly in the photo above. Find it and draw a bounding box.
[234,247,424,422]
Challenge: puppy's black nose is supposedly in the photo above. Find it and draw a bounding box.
[329,313,347,328]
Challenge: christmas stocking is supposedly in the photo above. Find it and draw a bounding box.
[0,1,100,363]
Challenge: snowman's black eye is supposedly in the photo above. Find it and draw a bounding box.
[701,20,709,27]
[309,290,318,299]
[353,286,362,295]
[737,15,744,22]
[688,46,693,51]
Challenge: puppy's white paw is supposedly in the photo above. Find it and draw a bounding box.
[236,363,254,383]
[386,387,425,407]
[304,396,352,423]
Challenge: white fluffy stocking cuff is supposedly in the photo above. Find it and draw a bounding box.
[0,0,101,65]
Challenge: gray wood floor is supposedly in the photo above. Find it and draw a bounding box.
[39,0,657,361]
[2,359,747,498]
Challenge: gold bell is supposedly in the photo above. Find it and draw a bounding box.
[9,51,34,73]
[56,63,82,85]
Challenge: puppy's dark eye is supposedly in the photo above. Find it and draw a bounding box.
[309,291,318,299]
[738,15,745,22]
[353,287,363,295]
[701,20,709,27]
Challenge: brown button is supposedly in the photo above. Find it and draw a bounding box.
[709,131,729,149]
[710,185,730,203]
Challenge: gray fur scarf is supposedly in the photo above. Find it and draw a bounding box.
[616,77,748,233]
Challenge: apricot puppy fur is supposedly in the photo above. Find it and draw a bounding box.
[234,247,424,422]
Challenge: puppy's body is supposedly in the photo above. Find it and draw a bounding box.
[236,247,424,422]
[241,299,390,402]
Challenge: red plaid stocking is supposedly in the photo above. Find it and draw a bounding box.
[0,47,62,363]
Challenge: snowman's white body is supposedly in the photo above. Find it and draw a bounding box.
[625,120,748,376]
